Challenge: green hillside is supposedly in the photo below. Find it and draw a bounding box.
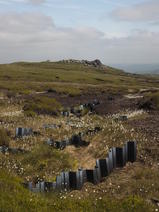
[0,60,159,212]
[0,61,158,96]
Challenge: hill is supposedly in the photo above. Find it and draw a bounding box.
[111,63,159,74]
[0,60,159,211]
[151,70,159,75]
[0,60,158,97]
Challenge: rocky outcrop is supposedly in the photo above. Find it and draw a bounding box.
[59,59,105,69]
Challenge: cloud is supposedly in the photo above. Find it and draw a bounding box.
[27,0,46,5]
[111,0,159,22]
[0,12,54,33]
[0,0,46,5]
[0,12,159,64]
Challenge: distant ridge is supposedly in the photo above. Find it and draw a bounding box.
[10,59,125,74]
[111,64,159,74]
[150,70,159,75]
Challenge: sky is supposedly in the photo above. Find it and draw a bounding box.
[0,0,159,65]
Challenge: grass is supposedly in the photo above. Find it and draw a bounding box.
[0,169,153,212]
[0,128,10,147]
[138,91,159,110]
[0,170,48,212]
[0,112,158,211]
[21,145,75,181]
[23,96,62,116]
[0,61,159,211]
[0,61,159,96]
[147,91,159,109]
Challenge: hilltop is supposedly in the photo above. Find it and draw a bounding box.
[0,59,158,97]
[58,59,106,69]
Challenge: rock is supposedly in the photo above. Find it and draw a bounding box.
[0,146,8,153]
[59,59,104,69]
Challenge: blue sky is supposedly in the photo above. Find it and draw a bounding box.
[0,0,159,64]
[0,0,150,33]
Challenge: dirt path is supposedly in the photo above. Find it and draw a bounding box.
[64,146,95,170]
[124,94,143,99]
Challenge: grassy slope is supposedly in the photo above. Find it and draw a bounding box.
[0,113,158,211]
[0,61,158,95]
[0,61,159,211]
[147,92,159,109]
[0,170,153,212]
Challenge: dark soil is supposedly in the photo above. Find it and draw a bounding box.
[128,111,159,142]
[138,97,157,110]
[127,111,159,163]
[43,92,140,115]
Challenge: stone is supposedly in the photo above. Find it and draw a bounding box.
[0,146,8,153]
[46,138,54,146]
[43,124,59,129]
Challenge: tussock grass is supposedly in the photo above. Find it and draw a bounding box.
[21,145,74,181]
[0,128,10,147]
[138,91,159,110]
[0,169,153,212]
[0,170,48,212]
[23,96,62,116]
[0,110,158,211]
[0,61,159,96]
[0,61,158,211]
[147,91,159,109]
